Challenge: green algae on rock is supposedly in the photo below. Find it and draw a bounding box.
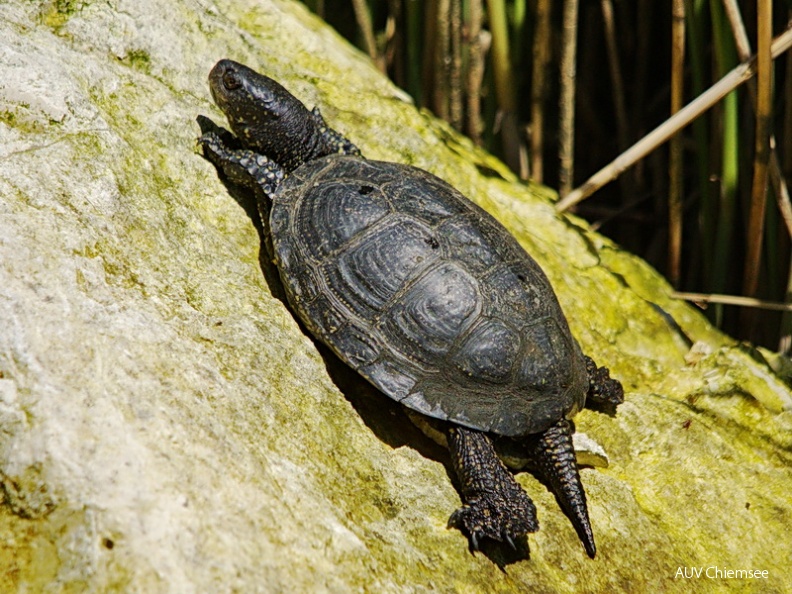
[0,0,790,592]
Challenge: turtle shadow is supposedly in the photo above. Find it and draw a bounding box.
[314,342,532,568]
[196,118,530,566]
[317,342,532,567]
[311,343,531,567]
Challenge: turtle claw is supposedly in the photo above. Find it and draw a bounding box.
[504,532,517,551]
[448,492,538,551]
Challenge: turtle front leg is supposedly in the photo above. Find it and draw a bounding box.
[525,418,597,558]
[199,129,286,262]
[199,130,286,201]
[446,426,538,550]
[310,107,362,156]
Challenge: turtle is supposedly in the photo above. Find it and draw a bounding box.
[198,59,624,558]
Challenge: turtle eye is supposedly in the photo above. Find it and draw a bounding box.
[222,70,242,91]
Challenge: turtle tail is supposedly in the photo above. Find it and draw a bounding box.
[527,418,596,558]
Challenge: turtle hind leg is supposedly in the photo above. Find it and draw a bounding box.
[584,356,624,414]
[446,426,538,550]
[527,418,597,558]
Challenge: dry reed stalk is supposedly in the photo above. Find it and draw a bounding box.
[559,0,579,197]
[743,0,773,296]
[449,0,463,131]
[720,0,791,240]
[556,23,792,212]
[669,0,686,286]
[530,0,551,182]
[352,0,382,70]
[465,0,485,144]
[672,292,792,312]
[486,0,523,176]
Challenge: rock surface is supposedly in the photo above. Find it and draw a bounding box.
[1,1,790,592]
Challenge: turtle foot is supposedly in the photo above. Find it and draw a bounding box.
[584,356,624,413]
[448,489,538,550]
[197,130,285,199]
[446,426,538,551]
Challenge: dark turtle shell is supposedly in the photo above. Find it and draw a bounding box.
[269,155,587,437]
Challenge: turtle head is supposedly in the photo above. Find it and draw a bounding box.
[208,59,331,172]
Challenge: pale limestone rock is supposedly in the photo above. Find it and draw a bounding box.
[0,1,790,592]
